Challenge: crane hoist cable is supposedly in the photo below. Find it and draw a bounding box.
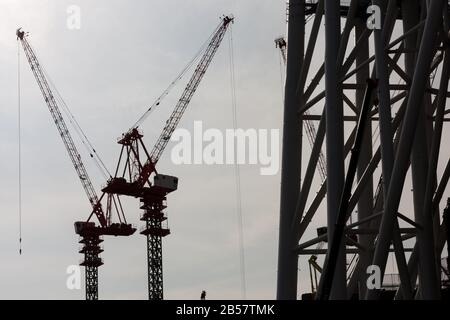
[131,23,221,130]
[52,85,110,178]
[228,25,247,300]
[41,64,111,179]
[277,46,285,102]
[17,40,22,255]
[51,86,111,179]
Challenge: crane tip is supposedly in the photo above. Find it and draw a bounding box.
[222,15,234,25]
[16,28,25,40]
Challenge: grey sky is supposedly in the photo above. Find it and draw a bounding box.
[2,0,449,300]
[0,0,287,299]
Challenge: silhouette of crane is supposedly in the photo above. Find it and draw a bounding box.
[17,28,136,300]
[102,15,234,299]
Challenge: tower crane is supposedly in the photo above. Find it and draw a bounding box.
[102,15,234,299]
[16,29,136,300]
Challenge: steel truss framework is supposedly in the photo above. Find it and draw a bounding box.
[102,132,174,300]
[277,0,450,300]
[79,235,103,300]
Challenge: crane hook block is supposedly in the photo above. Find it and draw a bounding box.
[16,28,25,40]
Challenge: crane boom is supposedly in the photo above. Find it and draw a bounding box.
[149,16,233,165]
[275,36,327,182]
[113,16,234,192]
[17,29,107,227]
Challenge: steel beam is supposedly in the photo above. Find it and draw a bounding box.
[366,0,445,300]
[372,0,412,299]
[355,18,373,299]
[291,111,325,237]
[322,0,346,299]
[276,0,304,300]
[299,248,414,255]
[404,0,440,299]
[296,127,357,243]
[318,79,376,300]
[395,157,450,299]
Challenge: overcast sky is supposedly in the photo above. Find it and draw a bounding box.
[0,0,290,299]
[1,0,449,300]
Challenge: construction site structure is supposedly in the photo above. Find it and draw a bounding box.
[102,15,234,299]
[17,29,136,300]
[277,0,450,300]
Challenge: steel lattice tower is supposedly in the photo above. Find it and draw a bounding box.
[277,0,450,300]
[140,194,170,300]
[79,235,103,300]
[146,218,164,300]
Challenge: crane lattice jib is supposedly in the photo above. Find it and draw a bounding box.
[136,16,233,188]
[18,32,107,227]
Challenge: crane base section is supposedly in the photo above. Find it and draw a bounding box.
[78,235,103,300]
[140,192,171,300]
[74,222,136,300]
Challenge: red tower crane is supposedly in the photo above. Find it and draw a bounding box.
[17,29,136,300]
[102,15,234,299]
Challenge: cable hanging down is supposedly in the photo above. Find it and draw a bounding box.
[228,26,247,300]
[130,23,221,130]
[43,66,111,179]
[24,39,111,180]
[18,40,22,255]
